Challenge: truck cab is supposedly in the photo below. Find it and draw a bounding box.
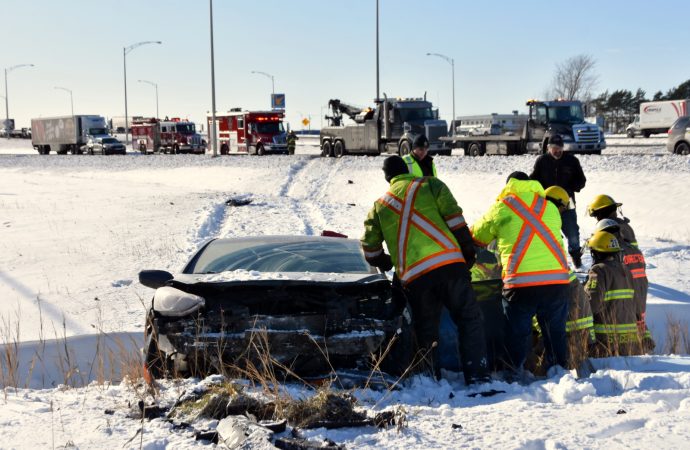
[526,100,605,154]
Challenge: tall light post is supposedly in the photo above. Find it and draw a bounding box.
[137,79,159,118]
[123,41,161,145]
[209,0,218,157]
[54,86,74,117]
[426,52,456,135]
[4,64,34,139]
[251,70,275,102]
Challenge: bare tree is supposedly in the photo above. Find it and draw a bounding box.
[551,54,599,101]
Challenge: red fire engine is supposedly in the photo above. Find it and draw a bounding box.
[131,117,205,154]
[207,109,287,155]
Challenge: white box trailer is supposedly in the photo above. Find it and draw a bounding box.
[31,115,109,154]
[626,100,689,137]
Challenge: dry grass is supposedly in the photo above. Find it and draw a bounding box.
[663,314,690,354]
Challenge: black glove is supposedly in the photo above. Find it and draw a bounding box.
[369,253,393,272]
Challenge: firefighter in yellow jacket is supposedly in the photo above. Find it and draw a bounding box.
[472,177,570,375]
[361,155,488,384]
[585,230,643,356]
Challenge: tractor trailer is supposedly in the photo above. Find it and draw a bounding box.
[32,115,110,155]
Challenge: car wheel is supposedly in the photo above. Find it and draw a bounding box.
[676,142,690,155]
[398,140,411,156]
[469,142,484,157]
[321,140,332,157]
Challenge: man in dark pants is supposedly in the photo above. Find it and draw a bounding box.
[472,177,570,378]
[530,134,587,268]
[361,155,489,384]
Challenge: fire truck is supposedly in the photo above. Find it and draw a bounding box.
[207,109,288,155]
[131,117,205,154]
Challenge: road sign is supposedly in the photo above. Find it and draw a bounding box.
[271,93,286,110]
[302,118,310,127]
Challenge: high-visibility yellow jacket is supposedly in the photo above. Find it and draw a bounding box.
[585,257,639,346]
[471,179,569,289]
[361,174,466,285]
[402,154,437,177]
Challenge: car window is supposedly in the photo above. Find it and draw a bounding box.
[186,239,374,274]
[673,117,690,129]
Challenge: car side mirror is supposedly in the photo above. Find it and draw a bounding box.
[139,270,174,289]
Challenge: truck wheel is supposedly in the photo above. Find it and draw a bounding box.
[643,130,651,138]
[399,140,411,156]
[676,142,690,155]
[321,141,333,157]
[627,129,635,138]
[256,144,265,156]
[469,142,484,157]
[333,140,345,158]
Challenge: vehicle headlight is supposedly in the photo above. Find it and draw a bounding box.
[153,286,205,317]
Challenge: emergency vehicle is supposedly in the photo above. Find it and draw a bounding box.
[207,109,288,155]
[131,117,205,154]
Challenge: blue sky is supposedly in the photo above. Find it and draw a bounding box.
[1,0,688,130]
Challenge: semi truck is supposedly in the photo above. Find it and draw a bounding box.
[207,109,288,155]
[131,117,205,154]
[31,115,110,154]
[625,100,689,138]
[319,94,449,157]
[441,99,606,156]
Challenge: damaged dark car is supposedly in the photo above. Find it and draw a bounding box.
[140,236,412,381]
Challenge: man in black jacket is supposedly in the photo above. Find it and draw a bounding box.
[530,134,587,268]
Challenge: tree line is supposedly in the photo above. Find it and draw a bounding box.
[550,54,690,133]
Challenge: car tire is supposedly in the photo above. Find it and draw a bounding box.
[398,140,411,156]
[469,142,484,157]
[321,140,333,157]
[333,140,345,158]
[676,141,690,155]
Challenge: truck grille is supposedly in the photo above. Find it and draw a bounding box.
[425,124,446,144]
[573,125,600,144]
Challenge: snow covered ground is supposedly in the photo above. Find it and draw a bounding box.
[1,137,690,449]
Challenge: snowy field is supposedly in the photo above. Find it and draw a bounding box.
[1,136,690,449]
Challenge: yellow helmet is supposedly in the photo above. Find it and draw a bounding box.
[587,194,622,217]
[587,230,621,253]
[544,186,569,209]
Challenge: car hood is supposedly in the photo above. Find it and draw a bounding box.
[174,270,386,287]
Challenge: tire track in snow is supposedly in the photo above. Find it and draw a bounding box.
[279,157,324,236]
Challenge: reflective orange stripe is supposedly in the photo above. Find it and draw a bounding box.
[501,194,569,288]
[630,268,647,279]
[377,179,465,283]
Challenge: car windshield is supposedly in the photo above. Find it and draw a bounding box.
[175,124,196,134]
[89,127,109,135]
[672,117,690,129]
[399,108,435,122]
[255,122,284,134]
[186,238,373,274]
[101,138,119,144]
[547,105,584,124]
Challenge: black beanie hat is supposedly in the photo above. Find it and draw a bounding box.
[383,155,408,182]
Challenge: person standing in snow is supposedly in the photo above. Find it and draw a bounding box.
[287,130,298,155]
[360,155,489,384]
[530,134,587,268]
[584,230,643,357]
[402,134,437,177]
[472,176,570,377]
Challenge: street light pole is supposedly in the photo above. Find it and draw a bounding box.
[123,41,161,145]
[426,52,456,135]
[137,80,159,118]
[4,64,34,139]
[209,0,218,157]
[54,86,74,117]
[251,70,275,103]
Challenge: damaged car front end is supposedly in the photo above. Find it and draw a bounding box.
[140,236,411,381]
